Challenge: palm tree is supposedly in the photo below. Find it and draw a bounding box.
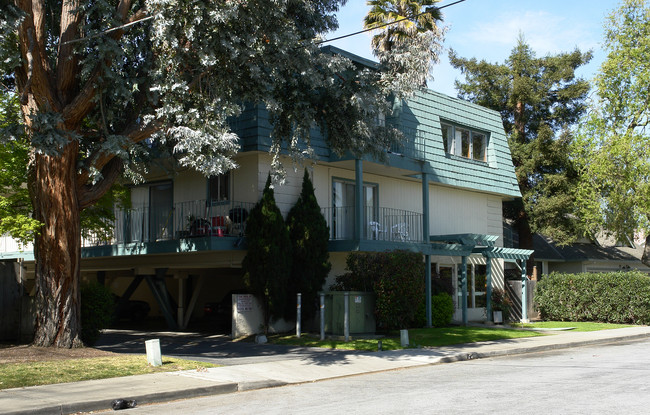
[364,0,443,52]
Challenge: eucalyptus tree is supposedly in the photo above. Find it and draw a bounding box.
[574,0,650,264]
[1,0,443,347]
[450,38,592,269]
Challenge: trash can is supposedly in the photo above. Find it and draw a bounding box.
[322,291,376,335]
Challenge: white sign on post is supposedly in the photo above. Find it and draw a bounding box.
[237,294,253,312]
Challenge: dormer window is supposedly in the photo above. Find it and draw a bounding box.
[441,123,487,162]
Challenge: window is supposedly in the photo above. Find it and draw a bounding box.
[441,122,487,162]
[208,172,230,203]
[455,263,487,309]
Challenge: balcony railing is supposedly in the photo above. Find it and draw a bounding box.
[322,206,424,243]
[81,200,255,247]
[80,200,424,248]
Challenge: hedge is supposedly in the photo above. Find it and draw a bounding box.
[535,271,650,324]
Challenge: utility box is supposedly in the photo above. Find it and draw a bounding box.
[322,291,375,335]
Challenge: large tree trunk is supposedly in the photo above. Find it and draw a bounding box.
[32,142,83,348]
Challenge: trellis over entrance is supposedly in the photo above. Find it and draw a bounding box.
[426,234,533,326]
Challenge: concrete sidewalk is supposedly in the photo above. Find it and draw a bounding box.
[3,326,650,415]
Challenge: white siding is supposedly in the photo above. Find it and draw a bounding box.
[233,154,261,205]
[429,185,497,238]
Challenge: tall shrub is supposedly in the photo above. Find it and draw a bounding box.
[242,175,292,331]
[535,271,650,324]
[80,282,114,346]
[286,169,331,321]
[332,251,425,330]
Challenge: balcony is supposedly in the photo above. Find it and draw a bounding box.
[81,200,256,247]
[322,206,424,244]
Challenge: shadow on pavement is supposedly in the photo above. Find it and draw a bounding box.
[95,329,369,366]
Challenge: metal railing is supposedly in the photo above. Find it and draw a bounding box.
[322,206,424,243]
[80,200,424,248]
[81,200,255,247]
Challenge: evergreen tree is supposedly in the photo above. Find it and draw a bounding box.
[450,37,592,268]
[286,169,331,322]
[243,175,292,331]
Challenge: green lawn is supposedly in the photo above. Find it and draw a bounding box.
[0,355,216,390]
[270,326,545,351]
[508,321,634,332]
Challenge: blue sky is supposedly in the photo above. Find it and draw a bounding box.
[325,0,618,96]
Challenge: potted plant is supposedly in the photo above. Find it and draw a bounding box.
[491,288,512,324]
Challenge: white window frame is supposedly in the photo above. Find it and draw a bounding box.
[441,122,488,162]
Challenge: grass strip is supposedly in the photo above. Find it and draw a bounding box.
[271,326,545,351]
[508,321,634,332]
[0,355,215,390]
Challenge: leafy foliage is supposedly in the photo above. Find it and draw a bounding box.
[414,292,453,328]
[364,0,446,85]
[573,0,650,250]
[286,169,331,322]
[450,37,592,248]
[243,175,292,330]
[0,93,40,244]
[535,272,650,324]
[332,251,424,330]
[80,282,115,346]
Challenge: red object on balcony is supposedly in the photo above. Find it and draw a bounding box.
[211,216,226,237]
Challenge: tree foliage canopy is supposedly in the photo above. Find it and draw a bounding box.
[450,37,592,247]
[573,0,650,250]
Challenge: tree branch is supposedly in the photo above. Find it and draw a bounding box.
[61,6,148,128]
[78,157,123,210]
[16,0,58,111]
[56,0,82,105]
[76,119,163,188]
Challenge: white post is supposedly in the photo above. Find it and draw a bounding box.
[145,339,162,366]
[344,292,350,342]
[296,293,302,338]
[320,292,325,340]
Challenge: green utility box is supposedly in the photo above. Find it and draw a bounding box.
[322,291,376,335]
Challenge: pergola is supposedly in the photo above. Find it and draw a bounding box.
[425,234,534,325]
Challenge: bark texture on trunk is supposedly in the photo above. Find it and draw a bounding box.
[32,142,83,348]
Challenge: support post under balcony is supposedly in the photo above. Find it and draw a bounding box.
[461,256,468,326]
[354,159,363,241]
[422,172,431,327]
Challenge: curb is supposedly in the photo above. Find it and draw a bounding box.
[3,382,238,415]
[433,332,650,364]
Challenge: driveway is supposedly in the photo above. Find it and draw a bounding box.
[95,329,364,366]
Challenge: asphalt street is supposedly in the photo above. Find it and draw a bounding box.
[124,338,650,415]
